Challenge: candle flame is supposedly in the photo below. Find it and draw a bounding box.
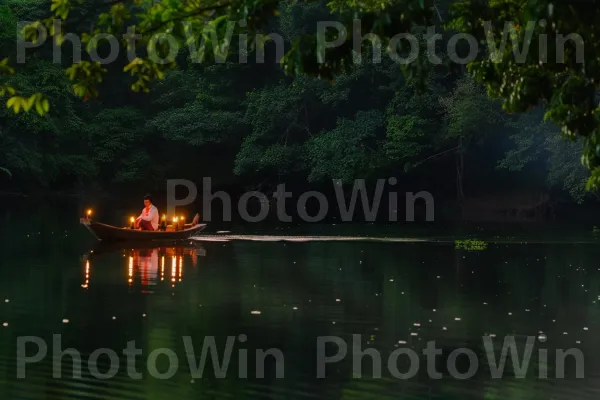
[130,217,135,223]
[87,209,92,216]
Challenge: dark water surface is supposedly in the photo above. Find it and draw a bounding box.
[1,199,600,399]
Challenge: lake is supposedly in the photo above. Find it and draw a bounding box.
[1,198,600,399]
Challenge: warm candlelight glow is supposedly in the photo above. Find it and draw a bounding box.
[178,256,183,282]
[162,214,166,221]
[82,259,90,289]
[171,256,177,283]
[128,256,133,284]
[130,217,135,223]
[86,209,92,217]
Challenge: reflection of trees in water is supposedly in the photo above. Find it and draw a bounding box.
[3,239,600,398]
[331,242,600,400]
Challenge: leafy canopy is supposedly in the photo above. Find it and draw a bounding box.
[447,0,600,189]
[6,0,600,190]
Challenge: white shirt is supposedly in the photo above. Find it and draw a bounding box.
[138,205,159,230]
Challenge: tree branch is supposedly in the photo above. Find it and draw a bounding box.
[141,2,233,34]
[417,146,459,164]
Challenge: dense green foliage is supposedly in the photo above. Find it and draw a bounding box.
[0,0,597,208]
[448,0,600,189]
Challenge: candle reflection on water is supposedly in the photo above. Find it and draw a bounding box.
[81,260,90,289]
[179,256,183,282]
[171,254,177,284]
[138,249,158,287]
[83,245,205,289]
[128,256,133,284]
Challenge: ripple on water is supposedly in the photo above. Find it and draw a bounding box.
[2,239,600,399]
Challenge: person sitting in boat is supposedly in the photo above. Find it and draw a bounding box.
[135,194,159,231]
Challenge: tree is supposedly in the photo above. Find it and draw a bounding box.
[149,65,248,146]
[545,134,592,203]
[8,0,600,192]
[447,0,600,189]
[306,109,387,182]
[86,107,149,183]
[498,111,595,203]
[0,59,89,187]
[234,76,321,181]
[384,72,442,172]
[1,2,49,115]
[6,0,434,111]
[7,0,595,199]
[439,75,505,202]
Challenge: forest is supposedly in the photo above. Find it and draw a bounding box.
[0,0,597,215]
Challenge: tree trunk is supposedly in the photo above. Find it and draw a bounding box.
[455,137,465,205]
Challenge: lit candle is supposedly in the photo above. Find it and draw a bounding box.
[161,214,167,231]
[173,217,179,231]
[179,215,185,230]
[130,217,135,229]
[86,209,92,219]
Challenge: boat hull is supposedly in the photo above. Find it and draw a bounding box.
[81,219,207,242]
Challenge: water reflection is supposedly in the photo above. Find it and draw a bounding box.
[82,259,90,289]
[3,238,600,400]
[83,243,206,290]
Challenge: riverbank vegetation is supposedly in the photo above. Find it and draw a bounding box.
[0,0,598,212]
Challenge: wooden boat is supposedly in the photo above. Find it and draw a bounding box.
[80,217,206,242]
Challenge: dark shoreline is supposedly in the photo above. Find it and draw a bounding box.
[0,191,83,198]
